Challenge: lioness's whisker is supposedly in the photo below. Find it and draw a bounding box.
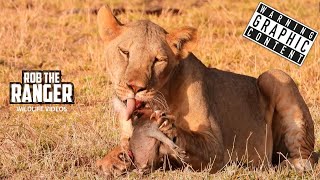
[154,92,168,107]
[152,96,169,111]
[155,90,166,100]
[147,100,156,110]
[142,90,169,112]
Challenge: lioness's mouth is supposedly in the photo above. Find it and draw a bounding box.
[122,99,147,109]
[122,98,150,120]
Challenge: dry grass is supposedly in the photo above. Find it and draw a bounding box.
[0,0,319,179]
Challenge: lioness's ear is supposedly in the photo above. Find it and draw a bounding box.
[97,5,122,42]
[167,27,197,59]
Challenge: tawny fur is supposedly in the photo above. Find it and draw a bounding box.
[96,5,316,175]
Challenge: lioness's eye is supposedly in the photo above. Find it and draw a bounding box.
[154,56,167,64]
[154,57,161,62]
[119,48,129,58]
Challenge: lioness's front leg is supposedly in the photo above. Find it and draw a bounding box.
[96,146,133,178]
[96,98,135,177]
[158,114,225,172]
[149,111,186,161]
[112,97,135,148]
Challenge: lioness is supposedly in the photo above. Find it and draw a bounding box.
[96,5,316,176]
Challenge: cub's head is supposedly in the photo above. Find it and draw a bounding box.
[97,6,197,108]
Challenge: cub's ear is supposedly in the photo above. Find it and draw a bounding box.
[97,5,122,42]
[166,27,197,59]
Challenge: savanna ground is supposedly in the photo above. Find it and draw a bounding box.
[0,0,319,179]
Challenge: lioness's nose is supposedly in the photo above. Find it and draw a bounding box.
[126,82,146,93]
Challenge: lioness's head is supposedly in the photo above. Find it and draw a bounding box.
[97,6,197,109]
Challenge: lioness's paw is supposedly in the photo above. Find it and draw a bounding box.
[151,110,177,138]
[172,144,187,160]
[96,146,133,178]
[120,137,130,150]
[280,158,314,172]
